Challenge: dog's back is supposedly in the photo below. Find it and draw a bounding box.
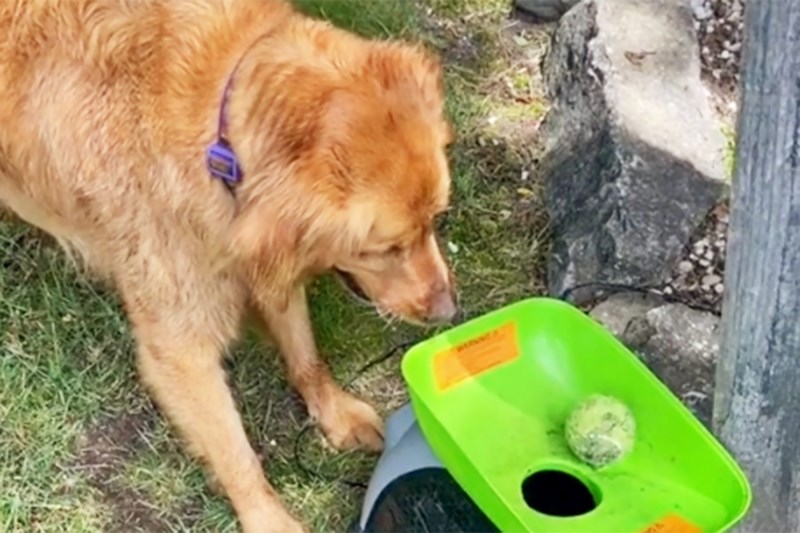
[0,0,291,270]
[0,5,456,530]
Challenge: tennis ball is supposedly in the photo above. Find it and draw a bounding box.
[565,394,635,467]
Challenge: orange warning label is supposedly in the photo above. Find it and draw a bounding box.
[641,514,702,533]
[434,322,520,391]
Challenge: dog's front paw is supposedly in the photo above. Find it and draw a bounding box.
[317,391,384,452]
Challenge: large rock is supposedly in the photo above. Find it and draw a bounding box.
[590,295,720,426]
[540,0,728,298]
[588,291,664,337]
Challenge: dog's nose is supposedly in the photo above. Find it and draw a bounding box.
[426,286,458,324]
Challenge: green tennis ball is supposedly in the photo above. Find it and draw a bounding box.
[565,394,636,467]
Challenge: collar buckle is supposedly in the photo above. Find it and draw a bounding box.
[206,139,242,185]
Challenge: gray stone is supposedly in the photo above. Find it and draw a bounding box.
[589,291,664,337]
[690,0,713,20]
[623,304,720,426]
[540,0,728,297]
[514,0,581,22]
[591,297,720,427]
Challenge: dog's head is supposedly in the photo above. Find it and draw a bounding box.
[230,37,457,325]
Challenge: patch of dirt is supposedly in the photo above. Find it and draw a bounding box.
[71,409,178,533]
[488,16,552,141]
[691,0,744,98]
[691,0,743,132]
[421,12,482,68]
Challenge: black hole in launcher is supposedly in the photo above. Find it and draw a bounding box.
[521,469,598,517]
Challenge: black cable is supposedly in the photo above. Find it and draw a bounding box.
[291,339,419,489]
[558,281,721,315]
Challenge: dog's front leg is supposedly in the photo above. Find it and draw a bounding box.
[135,329,305,533]
[256,285,384,452]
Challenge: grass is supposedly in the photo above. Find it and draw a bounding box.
[722,123,737,181]
[0,1,551,531]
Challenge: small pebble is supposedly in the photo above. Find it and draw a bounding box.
[678,261,694,274]
[693,0,743,91]
[703,274,722,286]
[715,283,725,294]
[704,250,714,261]
[699,259,711,267]
[664,286,674,295]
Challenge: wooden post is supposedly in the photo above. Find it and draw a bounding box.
[712,1,800,531]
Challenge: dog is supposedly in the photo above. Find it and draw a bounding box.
[0,1,457,531]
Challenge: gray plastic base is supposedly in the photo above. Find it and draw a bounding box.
[352,403,499,533]
[356,402,444,530]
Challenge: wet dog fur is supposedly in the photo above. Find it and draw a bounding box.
[0,1,457,530]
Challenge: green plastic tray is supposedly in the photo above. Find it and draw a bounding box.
[401,297,751,533]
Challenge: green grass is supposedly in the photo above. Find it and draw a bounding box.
[293,0,420,38]
[0,1,550,531]
[722,123,737,181]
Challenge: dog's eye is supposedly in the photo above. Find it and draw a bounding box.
[359,244,403,260]
[385,244,402,256]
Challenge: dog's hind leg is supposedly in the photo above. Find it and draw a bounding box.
[254,286,384,452]
[130,311,305,533]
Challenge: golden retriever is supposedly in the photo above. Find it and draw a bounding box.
[0,0,457,531]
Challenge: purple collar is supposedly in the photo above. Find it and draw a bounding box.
[205,35,269,191]
[205,76,242,190]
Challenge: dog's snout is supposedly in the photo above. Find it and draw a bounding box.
[426,285,458,324]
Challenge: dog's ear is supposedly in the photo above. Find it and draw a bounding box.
[228,184,375,310]
[228,196,320,311]
[366,43,445,113]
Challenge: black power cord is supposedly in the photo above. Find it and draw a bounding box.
[291,281,720,490]
[291,339,420,489]
[558,281,721,315]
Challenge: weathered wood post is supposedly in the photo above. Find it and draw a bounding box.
[712,1,800,531]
